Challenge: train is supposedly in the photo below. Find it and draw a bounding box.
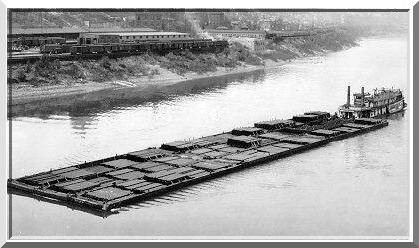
[16,36,66,47]
[40,39,229,55]
[8,36,75,52]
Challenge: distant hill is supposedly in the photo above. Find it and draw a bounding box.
[10,12,136,29]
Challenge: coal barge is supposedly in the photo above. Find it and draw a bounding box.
[8,111,389,214]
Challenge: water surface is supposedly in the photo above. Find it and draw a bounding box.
[11,36,409,238]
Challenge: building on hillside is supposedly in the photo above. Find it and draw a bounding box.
[206,28,267,53]
[218,36,267,54]
[253,39,267,54]
[135,12,167,31]
[134,12,187,31]
[205,29,266,39]
[206,12,227,29]
[133,12,234,33]
[231,21,240,30]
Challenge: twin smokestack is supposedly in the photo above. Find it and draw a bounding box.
[347,85,365,107]
[361,86,365,107]
[347,86,350,106]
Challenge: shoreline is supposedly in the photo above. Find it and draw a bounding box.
[10,59,286,106]
[9,32,405,109]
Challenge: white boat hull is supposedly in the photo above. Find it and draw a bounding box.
[388,99,405,114]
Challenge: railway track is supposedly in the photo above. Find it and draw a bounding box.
[7,46,224,64]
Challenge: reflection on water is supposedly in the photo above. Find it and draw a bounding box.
[11,37,409,237]
[69,114,97,136]
[10,70,266,118]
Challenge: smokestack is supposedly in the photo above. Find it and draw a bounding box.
[347,86,351,106]
[361,87,365,107]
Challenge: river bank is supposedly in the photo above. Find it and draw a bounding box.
[10,59,285,105]
[8,29,359,114]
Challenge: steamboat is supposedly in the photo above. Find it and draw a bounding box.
[338,86,406,119]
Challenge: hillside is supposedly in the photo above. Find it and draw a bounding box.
[10,12,135,29]
[8,29,359,88]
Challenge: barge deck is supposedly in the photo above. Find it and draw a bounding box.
[8,112,389,214]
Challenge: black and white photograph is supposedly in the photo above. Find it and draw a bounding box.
[3,1,415,242]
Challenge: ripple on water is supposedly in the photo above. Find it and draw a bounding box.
[11,37,409,237]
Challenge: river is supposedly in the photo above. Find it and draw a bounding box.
[10,36,409,238]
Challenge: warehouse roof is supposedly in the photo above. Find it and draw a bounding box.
[9,27,156,35]
[82,31,190,36]
[10,27,85,35]
[206,29,265,34]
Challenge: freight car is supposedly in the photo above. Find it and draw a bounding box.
[40,44,73,54]
[7,38,23,52]
[40,39,229,55]
[19,36,66,47]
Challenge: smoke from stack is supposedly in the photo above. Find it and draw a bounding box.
[184,13,213,40]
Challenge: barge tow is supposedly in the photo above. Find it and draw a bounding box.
[8,110,390,214]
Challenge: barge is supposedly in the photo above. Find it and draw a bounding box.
[8,111,389,214]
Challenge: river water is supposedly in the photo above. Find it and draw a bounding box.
[10,36,409,238]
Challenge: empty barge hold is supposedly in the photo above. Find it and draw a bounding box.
[8,113,389,213]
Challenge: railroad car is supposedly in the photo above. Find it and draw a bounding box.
[20,36,66,47]
[70,45,91,55]
[40,44,63,54]
[90,44,106,54]
[42,38,229,55]
[40,43,73,54]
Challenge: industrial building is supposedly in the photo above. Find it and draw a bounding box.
[133,12,230,32]
[8,27,157,40]
[253,39,268,54]
[205,29,265,39]
[134,12,186,31]
[205,29,267,53]
[78,31,191,44]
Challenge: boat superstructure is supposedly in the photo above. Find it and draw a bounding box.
[338,86,406,118]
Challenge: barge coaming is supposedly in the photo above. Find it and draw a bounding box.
[8,113,389,213]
